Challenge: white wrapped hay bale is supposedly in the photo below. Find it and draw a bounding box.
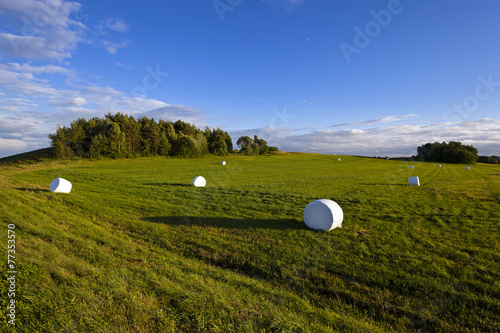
[221,161,226,165]
[303,199,343,231]
[408,176,420,186]
[192,176,206,187]
[438,165,441,167]
[49,178,72,193]
[465,166,470,170]
[410,165,414,169]
[337,158,341,161]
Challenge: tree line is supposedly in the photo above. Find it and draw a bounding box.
[416,141,479,164]
[49,113,275,159]
[477,155,500,164]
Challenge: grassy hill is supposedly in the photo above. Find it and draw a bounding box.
[1,153,499,332]
[0,148,54,165]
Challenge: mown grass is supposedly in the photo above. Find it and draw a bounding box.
[1,153,499,332]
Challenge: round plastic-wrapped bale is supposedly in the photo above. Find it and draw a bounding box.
[221,161,226,165]
[192,176,206,187]
[303,199,343,231]
[408,176,420,186]
[438,165,441,167]
[337,158,341,161]
[465,166,470,170]
[410,165,414,169]
[49,178,72,193]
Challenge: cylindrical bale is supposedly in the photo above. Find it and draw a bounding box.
[465,166,470,170]
[192,176,206,187]
[303,199,343,231]
[49,178,72,193]
[221,161,226,165]
[410,165,414,169]
[408,176,420,186]
[337,158,341,161]
[438,165,441,167]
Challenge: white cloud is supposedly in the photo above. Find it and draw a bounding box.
[0,66,61,96]
[0,138,30,157]
[72,97,87,106]
[231,118,500,157]
[99,18,129,33]
[50,96,87,107]
[0,0,85,60]
[136,105,208,126]
[1,62,71,75]
[0,117,38,134]
[329,114,418,128]
[100,39,132,54]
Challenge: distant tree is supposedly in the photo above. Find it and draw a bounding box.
[193,130,208,155]
[253,135,269,155]
[105,121,127,158]
[139,117,161,156]
[172,135,199,157]
[49,126,73,158]
[68,118,88,156]
[158,132,171,156]
[416,141,478,164]
[206,127,229,155]
[159,120,176,143]
[236,135,271,155]
[173,120,196,136]
[236,136,253,149]
[477,155,500,164]
[121,115,141,155]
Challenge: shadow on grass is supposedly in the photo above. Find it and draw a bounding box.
[360,183,406,186]
[144,182,191,187]
[15,187,50,193]
[142,216,306,230]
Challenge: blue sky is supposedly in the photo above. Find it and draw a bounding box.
[1,0,499,158]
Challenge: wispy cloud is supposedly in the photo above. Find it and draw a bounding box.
[115,62,134,69]
[328,114,418,128]
[98,18,130,33]
[100,40,132,55]
[0,0,85,60]
[137,105,208,127]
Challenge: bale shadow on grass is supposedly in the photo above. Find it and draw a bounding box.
[359,183,406,186]
[15,187,50,193]
[142,216,307,230]
[143,182,191,187]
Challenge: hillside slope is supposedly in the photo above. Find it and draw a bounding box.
[1,154,499,332]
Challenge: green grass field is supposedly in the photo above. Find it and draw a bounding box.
[1,153,499,332]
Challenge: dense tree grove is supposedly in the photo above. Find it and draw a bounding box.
[416,141,478,164]
[49,113,248,159]
[477,155,500,164]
